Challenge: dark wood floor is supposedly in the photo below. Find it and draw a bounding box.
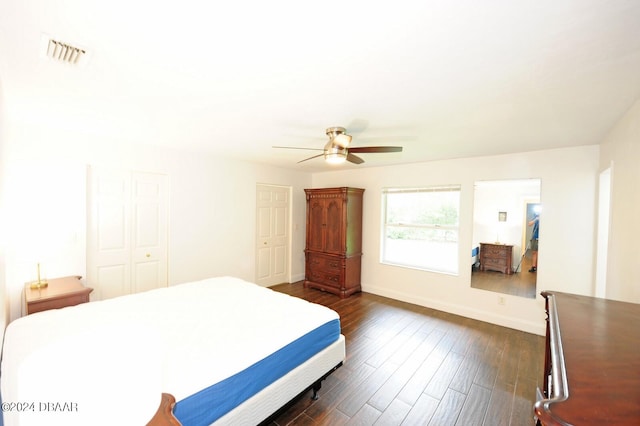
[268,282,545,426]
[471,252,537,299]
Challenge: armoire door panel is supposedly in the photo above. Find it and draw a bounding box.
[324,198,343,254]
[307,200,325,251]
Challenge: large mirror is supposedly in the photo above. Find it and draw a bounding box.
[471,179,541,299]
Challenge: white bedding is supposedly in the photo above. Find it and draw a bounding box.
[1,277,343,426]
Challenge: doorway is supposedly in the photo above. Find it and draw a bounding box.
[255,184,291,287]
[595,167,612,298]
[521,202,541,260]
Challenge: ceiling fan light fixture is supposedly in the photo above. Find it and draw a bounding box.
[333,133,352,148]
[324,142,348,164]
[325,152,347,164]
[277,125,403,165]
[325,127,351,148]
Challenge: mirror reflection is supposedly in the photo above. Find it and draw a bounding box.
[471,179,541,299]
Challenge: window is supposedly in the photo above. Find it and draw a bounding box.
[381,185,461,274]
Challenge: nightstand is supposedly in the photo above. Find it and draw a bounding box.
[24,275,93,315]
[479,243,514,275]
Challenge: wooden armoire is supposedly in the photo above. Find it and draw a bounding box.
[304,187,364,298]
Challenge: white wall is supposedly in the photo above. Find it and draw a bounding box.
[1,113,615,334]
[0,77,8,346]
[2,121,311,321]
[599,99,640,303]
[311,145,600,335]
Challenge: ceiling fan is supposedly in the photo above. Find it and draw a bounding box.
[274,127,403,165]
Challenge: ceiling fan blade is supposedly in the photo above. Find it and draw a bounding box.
[348,146,403,153]
[347,153,365,164]
[297,153,325,163]
[273,146,324,151]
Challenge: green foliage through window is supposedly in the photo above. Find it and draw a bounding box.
[381,185,461,274]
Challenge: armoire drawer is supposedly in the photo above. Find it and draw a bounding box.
[306,269,341,289]
[306,253,344,289]
[307,253,343,272]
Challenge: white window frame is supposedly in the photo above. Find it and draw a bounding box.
[381,185,461,275]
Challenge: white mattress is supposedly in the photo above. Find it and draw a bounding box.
[1,277,344,426]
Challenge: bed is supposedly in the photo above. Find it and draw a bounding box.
[1,276,345,426]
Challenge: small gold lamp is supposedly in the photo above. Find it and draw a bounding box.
[30,263,48,289]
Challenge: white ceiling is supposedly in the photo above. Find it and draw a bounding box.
[1,1,640,171]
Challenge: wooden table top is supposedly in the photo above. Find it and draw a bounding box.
[25,275,92,302]
[538,291,640,425]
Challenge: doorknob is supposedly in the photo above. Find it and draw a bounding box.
[146,253,151,257]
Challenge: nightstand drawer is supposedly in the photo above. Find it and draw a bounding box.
[483,257,508,268]
[28,292,91,314]
[25,276,93,315]
[479,243,513,275]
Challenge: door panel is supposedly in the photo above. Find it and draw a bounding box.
[274,245,287,275]
[257,246,271,279]
[88,168,131,300]
[88,167,168,300]
[258,206,271,239]
[131,172,168,293]
[133,260,161,293]
[98,202,127,251]
[96,264,128,300]
[324,198,343,254]
[256,205,273,281]
[307,199,326,252]
[256,185,290,287]
[273,205,287,276]
[134,203,160,246]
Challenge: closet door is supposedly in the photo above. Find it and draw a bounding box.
[87,167,168,300]
[87,168,131,300]
[255,184,290,287]
[131,172,168,293]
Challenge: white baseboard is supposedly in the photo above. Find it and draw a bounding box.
[290,273,305,283]
[363,284,545,336]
